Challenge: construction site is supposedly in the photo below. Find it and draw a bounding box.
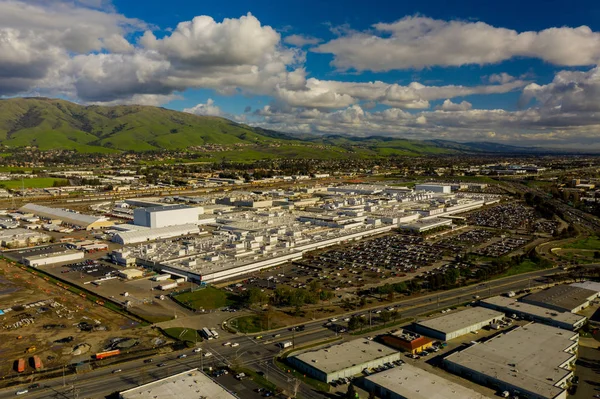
[0,257,168,382]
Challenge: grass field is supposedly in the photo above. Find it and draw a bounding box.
[173,286,236,310]
[564,236,600,250]
[497,260,553,278]
[0,177,68,189]
[162,327,202,343]
[230,315,283,333]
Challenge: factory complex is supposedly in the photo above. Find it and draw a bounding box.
[105,185,494,283]
[118,369,236,399]
[413,307,505,341]
[444,323,578,399]
[289,339,401,382]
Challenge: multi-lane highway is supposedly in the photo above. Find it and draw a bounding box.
[0,266,567,399]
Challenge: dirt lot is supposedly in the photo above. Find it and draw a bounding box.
[0,258,167,376]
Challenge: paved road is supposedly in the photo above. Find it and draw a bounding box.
[0,267,561,399]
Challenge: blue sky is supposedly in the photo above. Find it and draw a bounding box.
[2,0,600,147]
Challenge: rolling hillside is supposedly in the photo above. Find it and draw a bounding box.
[0,97,548,156]
[0,97,280,152]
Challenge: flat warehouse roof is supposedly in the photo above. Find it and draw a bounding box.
[570,281,600,294]
[445,323,577,399]
[481,296,586,326]
[119,369,236,399]
[20,203,107,227]
[522,285,597,311]
[292,339,398,374]
[366,363,491,399]
[416,307,504,334]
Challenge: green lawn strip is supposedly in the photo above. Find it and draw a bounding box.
[495,260,554,279]
[564,236,600,250]
[162,327,202,343]
[0,177,69,189]
[230,315,283,333]
[173,286,236,310]
[349,318,413,336]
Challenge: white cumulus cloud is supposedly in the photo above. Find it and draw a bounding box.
[314,16,600,71]
[183,98,224,116]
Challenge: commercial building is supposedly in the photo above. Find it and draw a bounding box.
[362,363,491,399]
[0,228,51,248]
[117,269,144,279]
[133,205,203,228]
[444,323,578,399]
[119,368,236,399]
[398,217,453,233]
[378,330,434,355]
[19,203,113,230]
[521,285,597,313]
[112,224,201,245]
[480,296,587,331]
[289,339,400,383]
[24,250,84,267]
[414,308,504,341]
[570,281,600,296]
[415,184,452,193]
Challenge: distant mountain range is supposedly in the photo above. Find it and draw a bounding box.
[0,97,562,156]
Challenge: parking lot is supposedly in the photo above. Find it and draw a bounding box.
[467,203,539,231]
[209,367,284,398]
[472,236,530,257]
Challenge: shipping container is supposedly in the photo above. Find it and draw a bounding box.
[16,358,25,373]
[32,355,42,369]
[95,349,121,360]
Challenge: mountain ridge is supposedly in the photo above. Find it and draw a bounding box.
[0,97,568,156]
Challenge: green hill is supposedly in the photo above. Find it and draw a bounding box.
[0,97,280,153]
[0,97,549,157]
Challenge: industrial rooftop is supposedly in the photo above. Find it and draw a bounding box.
[445,323,577,399]
[522,285,597,312]
[292,339,398,374]
[119,369,236,399]
[416,307,504,334]
[481,296,586,327]
[365,363,492,399]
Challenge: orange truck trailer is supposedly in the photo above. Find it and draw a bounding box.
[16,358,25,373]
[32,355,43,370]
[94,349,121,360]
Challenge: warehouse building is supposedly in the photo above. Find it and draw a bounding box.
[398,217,453,233]
[133,204,203,228]
[570,281,600,296]
[414,307,504,341]
[444,323,578,399]
[415,184,452,193]
[378,329,434,355]
[19,203,113,230]
[119,368,236,399]
[521,285,597,313]
[117,269,144,279]
[112,224,201,245]
[289,339,400,383]
[362,363,491,399]
[0,228,51,248]
[24,250,84,267]
[480,296,587,331]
